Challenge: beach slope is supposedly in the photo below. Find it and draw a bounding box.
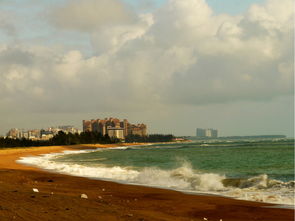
[0,145,293,221]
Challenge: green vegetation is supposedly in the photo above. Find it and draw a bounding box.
[125,134,175,143]
[0,131,119,148]
[50,131,118,145]
[0,132,175,148]
[0,137,50,148]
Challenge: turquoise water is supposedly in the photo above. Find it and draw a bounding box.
[55,140,294,182]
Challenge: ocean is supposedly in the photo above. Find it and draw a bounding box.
[18,139,294,205]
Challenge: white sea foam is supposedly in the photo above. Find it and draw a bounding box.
[17,149,295,206]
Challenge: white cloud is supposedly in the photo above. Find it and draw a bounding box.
[0,0,293,115]
[90,13,153,54]
[246,0,293,32]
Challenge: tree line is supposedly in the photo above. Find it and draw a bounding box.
[125,134,175,143]
[0,131,175,148]
[0,131,118,148]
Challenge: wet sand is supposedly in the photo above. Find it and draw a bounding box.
[0,144,293,221]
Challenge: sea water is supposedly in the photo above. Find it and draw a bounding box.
[18,139,294,205]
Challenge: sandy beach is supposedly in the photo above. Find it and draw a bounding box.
[0,144,293,221]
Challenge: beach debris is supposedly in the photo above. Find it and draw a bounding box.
[98,196,102,199]
[81,194,88,199]
[32,188,39,193]
[220,219,223,221]
[203,218,208,221]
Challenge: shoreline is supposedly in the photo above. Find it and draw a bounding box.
[0,144,294,221]
[15,145,294,208]
[0,143,146,170]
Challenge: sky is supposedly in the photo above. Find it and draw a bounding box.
[0,0,293,137]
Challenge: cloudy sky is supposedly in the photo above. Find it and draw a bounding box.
[0,0,293,137]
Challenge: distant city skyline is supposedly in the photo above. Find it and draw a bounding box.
[0,0,293,137]
[6,125,80,140]
[82,117,147,139]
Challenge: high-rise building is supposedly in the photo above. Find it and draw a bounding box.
[128,124,147,137]
[196,128,218,138]
[196,128,206,137]
[82,117,147,139]
[210,129,218,138]
[83,120,92,132]
[107,127,125,139]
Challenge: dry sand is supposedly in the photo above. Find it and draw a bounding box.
[0,144,293,221]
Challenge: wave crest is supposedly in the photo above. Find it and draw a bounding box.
[17,151,294,205]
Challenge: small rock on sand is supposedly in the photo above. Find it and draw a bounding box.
[81,194,88,199]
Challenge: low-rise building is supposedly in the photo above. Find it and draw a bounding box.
[6,128,22,139]
[6,125,80,140]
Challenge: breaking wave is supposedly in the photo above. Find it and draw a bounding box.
[17,150,294,206]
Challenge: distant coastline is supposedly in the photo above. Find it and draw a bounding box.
[219,135,287,139]
[190,135,287,140]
